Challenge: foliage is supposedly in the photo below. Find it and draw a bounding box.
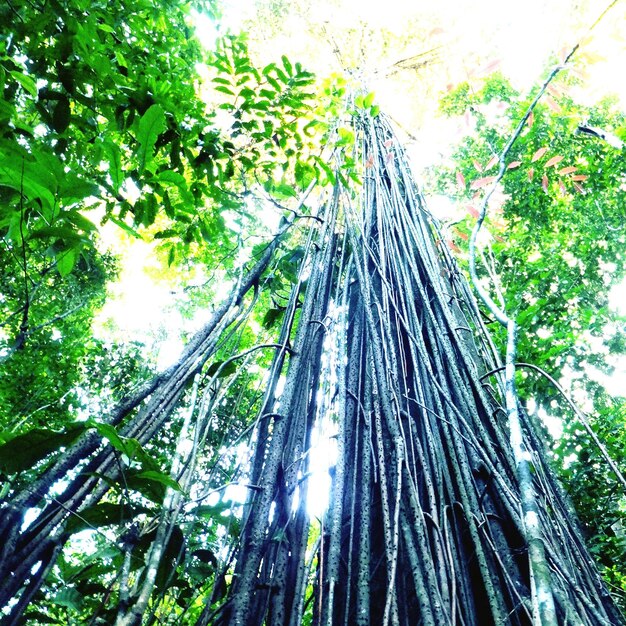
[432,68,626,607]
[0,1,338,622]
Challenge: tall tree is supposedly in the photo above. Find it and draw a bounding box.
[205,111,623,626]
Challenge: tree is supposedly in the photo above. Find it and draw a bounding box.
[201,111,623,626]
[1,0,625,624]
[433,67,626,607]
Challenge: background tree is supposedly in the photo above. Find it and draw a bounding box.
[433,67,626,606]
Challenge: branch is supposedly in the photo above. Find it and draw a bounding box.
[481,361,626,493]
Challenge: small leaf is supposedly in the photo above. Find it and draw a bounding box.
[262,308,284,330]
[541,174,549,193]
[364,92,375,108]
[544,96,561,113]
[527,167,534,181]
[53,589,83,611]
[137,104,166,173]
[456,171,466,189]
[10,70,37,97]
[507,160,522,169]
[573,182,585,193]
[547,83,566,98]
[544,155,564,168]
[136,470,182,492]
[337,126,355,146]
[90,421,129,456]
[558,166,576,175]
[29,226,83,242]
[104,141,123,192]
[484,156,498,170]
[531,147,548,162]
[472,160,483,172]
[527,111,534,128]
[281,55,293,76]
[214,85,234,96]
[470,176,497,190]
[447,239,460,253]
[467,205,480,218]
[571,174,588,181]
[66,211,98,233]
[57,247,77,276]
[206,360,239,378]
[108,214,143,239]
[272,182,298,200]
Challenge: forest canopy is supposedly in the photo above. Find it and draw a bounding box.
[1,0,626,624]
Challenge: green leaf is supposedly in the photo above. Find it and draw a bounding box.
[272,182,297,199]
[104,141,123,193]
[314,156,336,185]
[66,210,98,233]
[206,360,239,378]
[53,588,83,611]
[295,160,315,190]
[364,92,375,108]
[29,226,84,243]
[262,308,284,330]
[137,104,166,173]
[0,425,87,474]
[0,161,56,216]
[57,247,77,277]
[135,470,182,492]
[337,126,355,146]
[9,70,37,97]
[155,170,193,202]
[281,55,293,77]
[90,421,128,455]
[107,214,144,239]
